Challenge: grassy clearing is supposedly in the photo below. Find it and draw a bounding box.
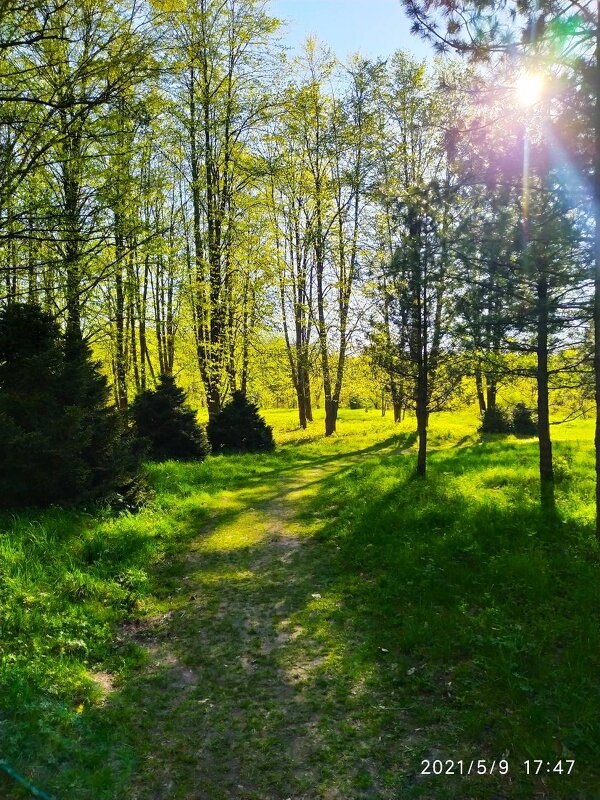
[0,408,598,798]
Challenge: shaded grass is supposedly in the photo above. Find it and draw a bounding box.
[291,435,600,798]
[0,408,598,798]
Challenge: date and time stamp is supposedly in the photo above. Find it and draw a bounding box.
[420,758,575,777]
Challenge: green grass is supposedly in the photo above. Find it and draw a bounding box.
[0,407,598,798]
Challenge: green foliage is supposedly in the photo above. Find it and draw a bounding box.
[0,410,598,798]
[552,446,575,484]
[348,393,364,409]
[132,374,211,461]
[0,303,141,508]
[479,404,538,437]
[480,406,512,434]
[512,402,538,436]
[61,329,144,504]
[207,391,275,453]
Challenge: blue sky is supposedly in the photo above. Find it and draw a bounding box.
[270,0,432,61]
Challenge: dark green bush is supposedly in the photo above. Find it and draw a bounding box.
[0,303,141,508]
[132,374,210,461]
[479,406,512,434]
[207,391,275,454]
[512,403,537,436]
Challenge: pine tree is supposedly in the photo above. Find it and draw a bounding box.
[60,327,142,500]
[207,391,275,454]
[512,403,538,436]
[0,303,140,508]
[131,375,211,461]
[480,407,512,435]
[0,304,66,506]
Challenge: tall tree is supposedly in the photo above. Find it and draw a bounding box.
[370,55,464,474]
[270,44,375,435]
[401,0,600,533]
[171,0,279,417]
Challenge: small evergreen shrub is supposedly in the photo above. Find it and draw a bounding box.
[348,394,373,410]
[207,391,275,454]
[479,406,512,434]
[0,303,141,508]
[512,403,537,436]
[553,454,573,483]
[132,374,210,461]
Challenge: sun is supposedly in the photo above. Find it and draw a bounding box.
[515,72,544,106]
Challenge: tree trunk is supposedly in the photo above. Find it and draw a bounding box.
[189,62,225,421]
[206,386,221,418]
[417,418,427,476]
[325,398,338,437]
[64,180,81,337]
[129,297,139,392]
[416,402,428,476]
[537,274,554,489]
[297,391,307,429]
[294,363,313,429]
[303,369,313,422]
[154,259,165,376]
[127,249,140,392]
[165,259,176,377]
[315,187,334,435]
[306,398,314,423]
[416,365,428,476]
[114,244,127,411]
[27,215,37,302]
[486,377,497,413]
[475,366,486,415]
[240,279,251,397]
[137,254,150,390]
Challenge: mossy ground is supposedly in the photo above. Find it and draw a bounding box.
[1,408,598,798]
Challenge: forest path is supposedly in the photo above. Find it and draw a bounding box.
[122,441,413,800]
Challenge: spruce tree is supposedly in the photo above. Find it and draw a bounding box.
[207,391,275,454]
[480,406,512,435]
[131,375,211,461]
[60,327,142,500]
[0,304,66,506]
[512,403,537,437]
[0,303,140,508]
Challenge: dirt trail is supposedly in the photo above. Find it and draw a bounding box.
[123,452,395,800]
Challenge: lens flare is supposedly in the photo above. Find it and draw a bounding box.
[515,72,544,106]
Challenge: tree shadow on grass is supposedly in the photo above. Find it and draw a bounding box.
[3,438,599,800]
[86,444,600,797]
[0,432,412,799]
[146,434,407,502]
[287,442,600,798]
